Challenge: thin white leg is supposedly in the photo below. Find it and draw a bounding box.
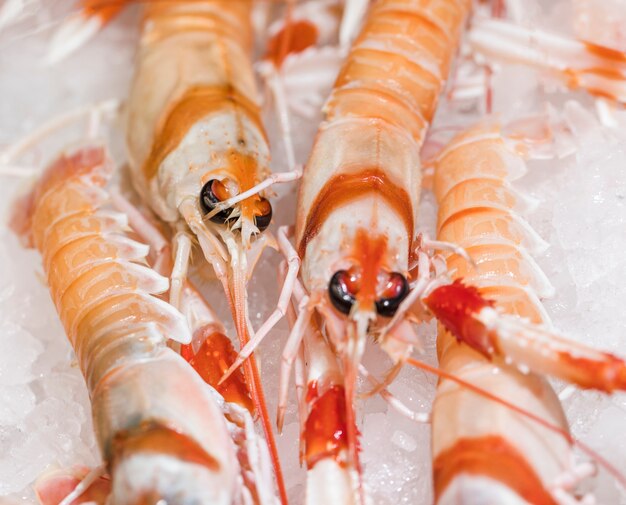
[170,232,192,310]
[109,190,171,275]
[420,234,474,266]
[0,99,119,164]
[205,168,302,221]
[0,0,27,30]
[0,164,38,177]
[266,66,297,171]
[220,226,300,381]
[58,465,106,505]
[277,296,312,432]
[359,365,430,424]
[179,199,229,285]
[340,0,370,48]
[431,254,449,278]
[383,250,431,335]
[46,11,102,65]
[294,343,307,441]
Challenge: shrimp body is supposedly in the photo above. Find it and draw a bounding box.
[284,0,471,499]
[17,145,241,504]
[297,0,471,352]
[429,123,602,503]
[425,124,626,392]
[125,5,287,497]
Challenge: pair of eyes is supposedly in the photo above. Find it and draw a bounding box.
[199,179,272,232]
[328,269,410,317]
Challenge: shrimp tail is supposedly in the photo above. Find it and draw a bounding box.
[47,0,128,64]
[470,18,626,103]
[424,279,626,393]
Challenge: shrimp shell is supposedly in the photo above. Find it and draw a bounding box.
[431,123,578,504]
[16,144,242,505]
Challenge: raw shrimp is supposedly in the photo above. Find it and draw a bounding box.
[124,2,290,496]
[425,121,626,503]
[224,0,472,501]
[10,144,250,504]
[421,122,626,393]
[280,260,354,504]
[109,190,281,505]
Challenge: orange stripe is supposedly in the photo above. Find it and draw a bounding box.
[298,169,414,258]
[142,85,264,180]
[110,420,220,471]
[434,435,557,505]
[556,350,626,393]
[266,20,319,67]
[584,41,626,63]
[81,0,126,23]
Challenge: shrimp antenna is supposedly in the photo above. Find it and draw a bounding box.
[406,357,626,491]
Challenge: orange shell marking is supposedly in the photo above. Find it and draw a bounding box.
[298,168,414,258]
[266,20,319,68]
[434,436,558,505]
[111,421,220,472]
[81,0,126,23]
[143,85,265,180]
[351,230,389,308]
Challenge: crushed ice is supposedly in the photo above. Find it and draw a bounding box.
[0,1,625,504]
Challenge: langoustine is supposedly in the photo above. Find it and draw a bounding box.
[425,120,626,503]
[123,2,289,498]
[10,144,265,504]
[223,0,473,502]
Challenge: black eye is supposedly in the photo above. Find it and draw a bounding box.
[200,180,234,224]
[254,197,272,232]
[328,270,357,315]
[375,272,409,317]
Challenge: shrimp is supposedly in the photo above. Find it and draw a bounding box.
[108,191,281,505]
[222,0,472,500]
[418,122,626,393]
[11,144,250,504]
[424,120,626,503]
[124,2,290,496]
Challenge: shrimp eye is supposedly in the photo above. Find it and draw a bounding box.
[328,270,357,315]
[254,197,272,232]
[375,272,409,317]
[200,180,233,223]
